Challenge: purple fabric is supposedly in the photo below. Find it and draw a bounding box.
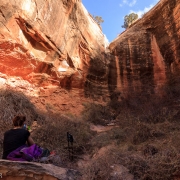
[21,144,43,161]
[7,144,42,162]
[7,145,28,161]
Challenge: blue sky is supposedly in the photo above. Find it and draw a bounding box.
[82,0,159,42]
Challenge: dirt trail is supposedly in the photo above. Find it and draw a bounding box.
[90,124,118,133]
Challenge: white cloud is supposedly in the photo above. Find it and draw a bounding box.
[130,0,160,17]
[119,0,137,7]
[130,4,154,18]
[123,0,128,3]
[129,0,137,7]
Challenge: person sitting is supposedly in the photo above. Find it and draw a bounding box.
[2,115,56,163]
[2,115,35,160]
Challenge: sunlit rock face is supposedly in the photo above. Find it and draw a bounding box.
[0,0,109,96]
[109,0,180,95]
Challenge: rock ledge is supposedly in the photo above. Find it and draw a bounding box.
[0,160,80,180]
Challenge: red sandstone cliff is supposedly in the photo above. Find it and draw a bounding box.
[109,0,180,94]
[0,0,179,102]
[0,0,109,96]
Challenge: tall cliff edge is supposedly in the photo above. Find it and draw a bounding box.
[109,0,180,95]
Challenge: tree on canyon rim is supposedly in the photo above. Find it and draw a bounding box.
[122,13,138,29]
[92,15,104,27]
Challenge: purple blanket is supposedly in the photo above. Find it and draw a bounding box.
[7,144,43,161]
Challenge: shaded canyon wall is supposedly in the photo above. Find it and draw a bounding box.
[109,0,180,95]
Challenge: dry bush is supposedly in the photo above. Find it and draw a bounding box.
[109,75,180,124]
[81,154,114,180]
[143,146,180,180]
[32,114,95,165]
[132,124,152,145]
[0,89,40,158]
[82,103,113,125]
[109,127,127,145]
[88,146,180,180]
[80,76,180,179]
[90,133,111,149]
[89,129,126,151]
[81,148,148,180]
[163,72,180,99]
[0,89,38,123]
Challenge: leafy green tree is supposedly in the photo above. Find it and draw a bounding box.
[93,15,104,26]
[122,13,138,29]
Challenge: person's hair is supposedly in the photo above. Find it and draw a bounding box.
[13,115,26,127]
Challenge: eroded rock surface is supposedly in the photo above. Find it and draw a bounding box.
[109,0,180,94]
[0,0,179,100]
[0,0,109,97]
[0,159,80,180]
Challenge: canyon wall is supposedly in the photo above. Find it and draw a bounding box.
[0,0,109,98]
[109,0,180,95]
[0,0,179,101]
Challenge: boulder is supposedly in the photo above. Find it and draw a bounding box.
[0,159,80,180]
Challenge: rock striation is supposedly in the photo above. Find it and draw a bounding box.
[0,159,80,180]
[0,0,179,99]
[0,0,109,97]
[109,0,180,95]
